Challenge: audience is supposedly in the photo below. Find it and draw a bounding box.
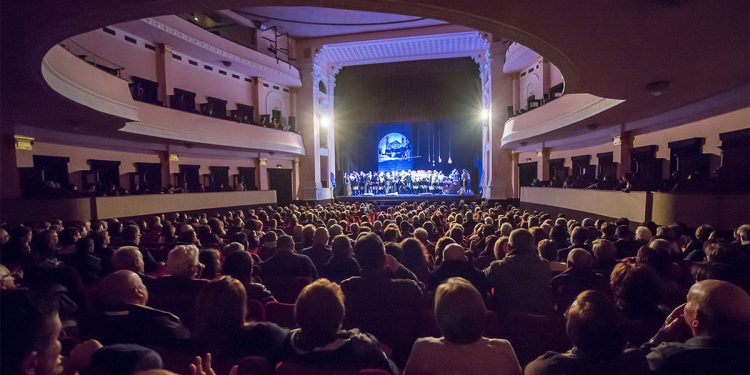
[404,277,522,375]
[1,200,748,374]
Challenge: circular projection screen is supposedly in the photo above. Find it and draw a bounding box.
[378,132,412,171]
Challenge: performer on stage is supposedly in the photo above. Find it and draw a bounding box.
[338,169,468,196]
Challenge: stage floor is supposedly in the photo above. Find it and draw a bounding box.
[336,194,480,205]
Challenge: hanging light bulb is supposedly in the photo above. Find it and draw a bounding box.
[448,156,452,164]
[447,126,452,164]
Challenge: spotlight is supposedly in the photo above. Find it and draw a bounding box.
[646,80,670,97]
[320,116,331,129]
[479,109,489,122]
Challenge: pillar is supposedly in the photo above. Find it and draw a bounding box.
[256,157,269,190]
[292,157,300,201]
[511,152,520,199]
[538,147,550,181]
[482,40,514,200]
[1,133,23,199]
[155,44,174,107]
[614,129,633,178]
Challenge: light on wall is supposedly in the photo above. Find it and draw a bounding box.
[168,153,179,162]
[14,135,34,151]
[613,136,622,146]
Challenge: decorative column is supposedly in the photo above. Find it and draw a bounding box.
[613,128,633,178]
[511,152,520,199]
[155,44,174,106]
[480,40,514,200]
[537,147,550,181]
[292,157,300,201]
[256,157,269,190]
[1,133,24,199]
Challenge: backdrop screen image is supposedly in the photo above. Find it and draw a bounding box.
[377,132,413,171]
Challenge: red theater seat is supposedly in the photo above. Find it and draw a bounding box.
[500,312,570,366]
[237,356,274,375]
[263,277,312,303]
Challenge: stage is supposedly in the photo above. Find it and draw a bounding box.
[335,193,480,207]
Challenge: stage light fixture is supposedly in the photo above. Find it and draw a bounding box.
[320,116,331,128]
[480,109,489,121]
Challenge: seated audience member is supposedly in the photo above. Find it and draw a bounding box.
[301,227,333,271]
[684,224,713,260]
[70,236,102,285]
[548,225,570,253]
[88,344,163,375]
[404,277,522,375]
[635,226,653,245]
[537,239,567,273]
[341,233,423,362]
[111,246,155,288]
[120,225,161,273]
[296,224,316,251]
[485,229,551,313]
[734,224,750,255]
[592,239,619,276]
[1,289,66,375]
[614,225,641,259]
[638,240,685,308]
[221,251,276,304]
[279,278,398,374]
[645,280,750,375]
[148,245,209,329]
[193,276,287,363]
[610,262,668,344]
[261,235,318,279]
[556,227,590,262]
[525,290,648,375]
[197,249,220,280]
[0,264,17,290]
[427,244,489,298]
[84,270,190,347]
[320,235,360,284]
[550,249,609,312]
[400,238,432,283]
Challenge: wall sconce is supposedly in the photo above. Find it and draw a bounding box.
[613,136,622,146]
[259,158,268,166]
[14,135,34,151]
[168,153,179,162]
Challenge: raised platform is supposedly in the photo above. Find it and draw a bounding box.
[336,194,480,208]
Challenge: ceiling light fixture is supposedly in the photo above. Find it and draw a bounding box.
[646,80,670,96]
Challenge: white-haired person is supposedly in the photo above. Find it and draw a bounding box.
[147,245,208,329]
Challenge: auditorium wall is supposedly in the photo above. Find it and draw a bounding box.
[71,28,158,83]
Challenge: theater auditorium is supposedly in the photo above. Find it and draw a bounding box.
[1,1,748,374]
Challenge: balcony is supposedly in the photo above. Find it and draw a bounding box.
[41,45,305,154]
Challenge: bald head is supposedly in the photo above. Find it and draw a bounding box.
[684,279,750,339]
[567,248,593,269]
[443,244,467,262]
[100,270,148,306]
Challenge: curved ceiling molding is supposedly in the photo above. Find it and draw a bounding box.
[42,46,140,121]
[133,16,302,87]
[503,42,541,73]
[501,93,625,148]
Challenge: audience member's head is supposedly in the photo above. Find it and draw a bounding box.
[592,239,617,263]
[100,270,148,306]
[565,290,626,359]
[121,225,141,245]
[313,227,330,246]
[353,232,385,273]
[567,248,593,269]
[198,249,221,279]
[112,246,145,274]
[331,235,353,259]
[294,278,345,347]
[443,244,467,262]
[1,289,62,375]
[221,251,254,284]
[434,277,486,345]
[166,245,201,278]
[537,239,557,262]
[508,229,534,255]
[635,226,653,243]
[683,279,750,339]
[277,235,295,252]
[89,344,163,375]
[610,262,661,318]
[193,276,247,354]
